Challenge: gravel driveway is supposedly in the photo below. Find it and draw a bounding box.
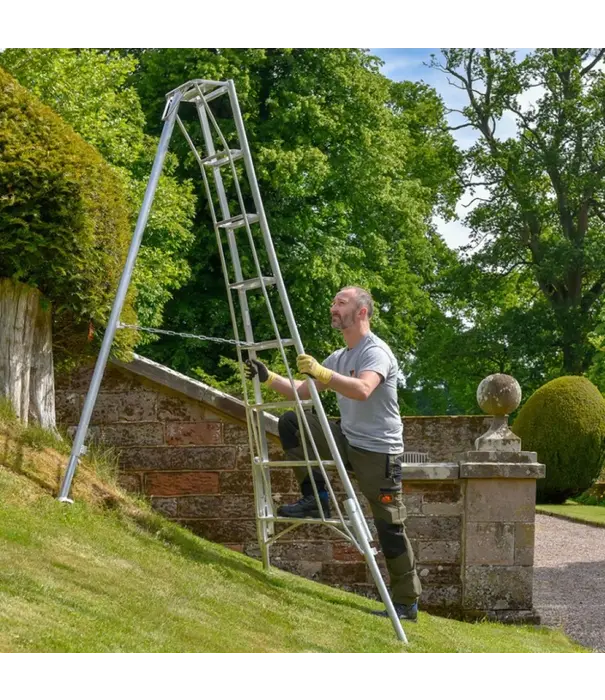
[534,513,605,652]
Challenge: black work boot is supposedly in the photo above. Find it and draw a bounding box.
[371,601,418,622]
[277,493,331,519]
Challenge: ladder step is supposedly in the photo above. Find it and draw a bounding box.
[254,459,337,468]
[229,276,276,292]
[260,515,351,526]
[201,149,243,168]
[247,338,295,352]
[249,399,313,411]
[217,213,259,230]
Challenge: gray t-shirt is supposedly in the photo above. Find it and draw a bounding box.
[323,331,403,454]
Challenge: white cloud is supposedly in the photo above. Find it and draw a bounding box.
[433,214,472,249]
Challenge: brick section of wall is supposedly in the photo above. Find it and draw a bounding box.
[56,363,489,614]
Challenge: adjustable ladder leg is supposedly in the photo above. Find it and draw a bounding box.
[57,91,183,502]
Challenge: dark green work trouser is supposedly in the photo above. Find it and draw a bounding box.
[277,410,422,605]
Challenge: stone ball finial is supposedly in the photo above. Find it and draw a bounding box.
[477,373,522,416]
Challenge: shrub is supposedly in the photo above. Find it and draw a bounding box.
[512,376,605,503]
[0,67,138,362]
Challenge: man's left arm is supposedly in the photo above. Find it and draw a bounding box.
[297,353,385,401]
[327,370,382,401]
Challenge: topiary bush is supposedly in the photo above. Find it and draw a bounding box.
[0,67,138,363]
[512,376,605,503]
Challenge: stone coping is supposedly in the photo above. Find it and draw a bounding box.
[459,450,545,479]
[402,463,459,480]
[460,462,545,479]
[111,354,280,436]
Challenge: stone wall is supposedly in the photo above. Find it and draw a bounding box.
[55,356,540,620]
[403,415,491,460]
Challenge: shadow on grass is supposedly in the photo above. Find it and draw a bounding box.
[0,432,64,495]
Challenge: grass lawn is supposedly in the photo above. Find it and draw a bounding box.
[536,503,605,528]
[0,407,586,653]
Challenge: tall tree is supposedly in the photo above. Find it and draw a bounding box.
[404,260,563,414]
[122,49,461,386]
[432,49,605,376]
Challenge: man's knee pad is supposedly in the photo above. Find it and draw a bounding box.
[375,518,405,559]
[278,411,300,450]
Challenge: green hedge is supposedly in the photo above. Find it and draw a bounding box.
[512,376,605,503]
[0,67,137,362]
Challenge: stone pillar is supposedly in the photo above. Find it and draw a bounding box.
[458,374,545,622]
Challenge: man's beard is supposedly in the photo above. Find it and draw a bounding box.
[331,311,355,329]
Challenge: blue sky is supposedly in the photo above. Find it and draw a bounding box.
[369,48,528,249]
[371,48,478,249]
[371,48,439,83]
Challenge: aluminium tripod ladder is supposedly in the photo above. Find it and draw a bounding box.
[57,78,408,643]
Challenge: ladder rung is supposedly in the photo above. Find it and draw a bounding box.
[229,276,276,292]
[201,149,243,168]
[247,338,295,352]
[249,399,313,411]
[217,213,259,230]
[254,459,337,468]
[260,515,352,526]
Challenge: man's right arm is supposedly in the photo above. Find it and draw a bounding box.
[244,359,326,400]
[269,373,310,399]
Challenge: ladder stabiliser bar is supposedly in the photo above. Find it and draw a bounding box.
[57,77,409,644]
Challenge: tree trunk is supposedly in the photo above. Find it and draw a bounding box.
[562,342,586,375]
[0,278,39,423]
[28,296,57,431]
[559,313,590,375]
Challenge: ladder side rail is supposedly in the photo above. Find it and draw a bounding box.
[195,102,269,492]
[178,113,273,556]
[195,101,273,552]
[195,102,273,552]
[223,82,407,642]
[195,87,354,539]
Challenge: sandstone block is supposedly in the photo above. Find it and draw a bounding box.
[466,479,535,523]
[418,540,461,564]
[463,565,533,610]
[465,522,514,565]
[165,422,223,446]
[119,446,236,471]
[514,523,535,566]
[145,471,219,496]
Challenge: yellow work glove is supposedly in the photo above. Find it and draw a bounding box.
[297,354,333,384]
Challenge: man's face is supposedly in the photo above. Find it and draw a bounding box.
[330,289,360,330]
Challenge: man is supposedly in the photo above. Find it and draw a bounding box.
[244,286,422,621]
